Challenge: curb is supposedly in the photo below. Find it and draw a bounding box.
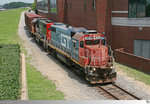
[21,54,28,100]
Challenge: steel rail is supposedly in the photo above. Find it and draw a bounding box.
[97,84,141,100]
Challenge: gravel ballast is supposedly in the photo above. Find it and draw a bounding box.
[116,70,150,99]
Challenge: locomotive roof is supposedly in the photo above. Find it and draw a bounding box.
[52,24,87,32]
[38,18,53,23]
[72,33,84,40]
[52,24,73,30]
[25,12,42,18]
[84,30,97,34]
[54,22,65,25]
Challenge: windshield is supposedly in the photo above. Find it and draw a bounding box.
[85,40,92,45]
[93,40,100,45]
[85,40,100,45]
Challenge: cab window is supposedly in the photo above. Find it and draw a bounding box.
[93,40,100,45]
[51,27,56,32]
[80,41,84,48]
[85,40,92,45]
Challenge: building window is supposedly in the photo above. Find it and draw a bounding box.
[50,0,57,14]
[84,1,86,11]
[92,1,96,10]
[134,40,150,59]
[129,0,150,18]
[70,2,72,9]
[37,0,48,12]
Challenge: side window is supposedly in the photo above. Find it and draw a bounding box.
[84,1,86,11]
[37,0,48,12]
[92,1,96,11]
[80,41,84,48]
[39,22,43,33]
[50,0,57,14]
[71,31,76,37]
[43,24,47,35]
[101,38,106,46]
[51,27,56,32]
[70,2,72,9]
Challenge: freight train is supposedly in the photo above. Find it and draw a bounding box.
[25,11,117,84]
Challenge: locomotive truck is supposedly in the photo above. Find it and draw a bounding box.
[25,11,117,84]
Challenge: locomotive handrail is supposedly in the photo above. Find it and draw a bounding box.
[107,44,114,64]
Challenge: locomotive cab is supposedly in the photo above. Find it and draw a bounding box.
[35,18,54,42]
[72,31,116,84]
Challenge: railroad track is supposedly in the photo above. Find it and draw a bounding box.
[96,83,141,100]
[45,53,141,100]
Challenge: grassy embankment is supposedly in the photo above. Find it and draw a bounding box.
[115,62,150,85]
[0,8,64,100]
[0,8,26,100]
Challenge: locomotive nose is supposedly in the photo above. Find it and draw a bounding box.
[85,45,108,67]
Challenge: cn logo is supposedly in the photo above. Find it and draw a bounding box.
[62,38,67,47]
[61,34,69,48]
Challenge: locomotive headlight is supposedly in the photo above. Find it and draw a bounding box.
[93,68,96,71]
[110,66,114,69]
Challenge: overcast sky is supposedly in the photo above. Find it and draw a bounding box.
[0,0,34,5]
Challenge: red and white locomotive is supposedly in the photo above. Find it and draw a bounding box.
[25,11,116,84]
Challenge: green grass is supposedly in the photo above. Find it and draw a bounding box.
[0,8,27,100]
[50,8,57,14]
[0,44,20,100]
[0,8,64,100]
[26,63,64,100]
[115,62,150,85]
[0,8,27,44]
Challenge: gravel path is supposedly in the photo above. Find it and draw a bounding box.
[18,11,150,100]
[115,69,150,99]
[18,12,107,100]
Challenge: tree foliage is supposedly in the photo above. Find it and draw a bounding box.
[3,2,32,9]
[31,0,36,11]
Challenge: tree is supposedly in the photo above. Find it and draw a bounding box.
[3,2,32,9]
[31,0,36,11]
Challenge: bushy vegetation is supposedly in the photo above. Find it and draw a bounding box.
[3,2,32,9]
[0,44,21,100]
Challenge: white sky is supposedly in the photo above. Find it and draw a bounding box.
[0,0,34,5]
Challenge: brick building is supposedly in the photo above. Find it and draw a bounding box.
[35,0,150,73]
